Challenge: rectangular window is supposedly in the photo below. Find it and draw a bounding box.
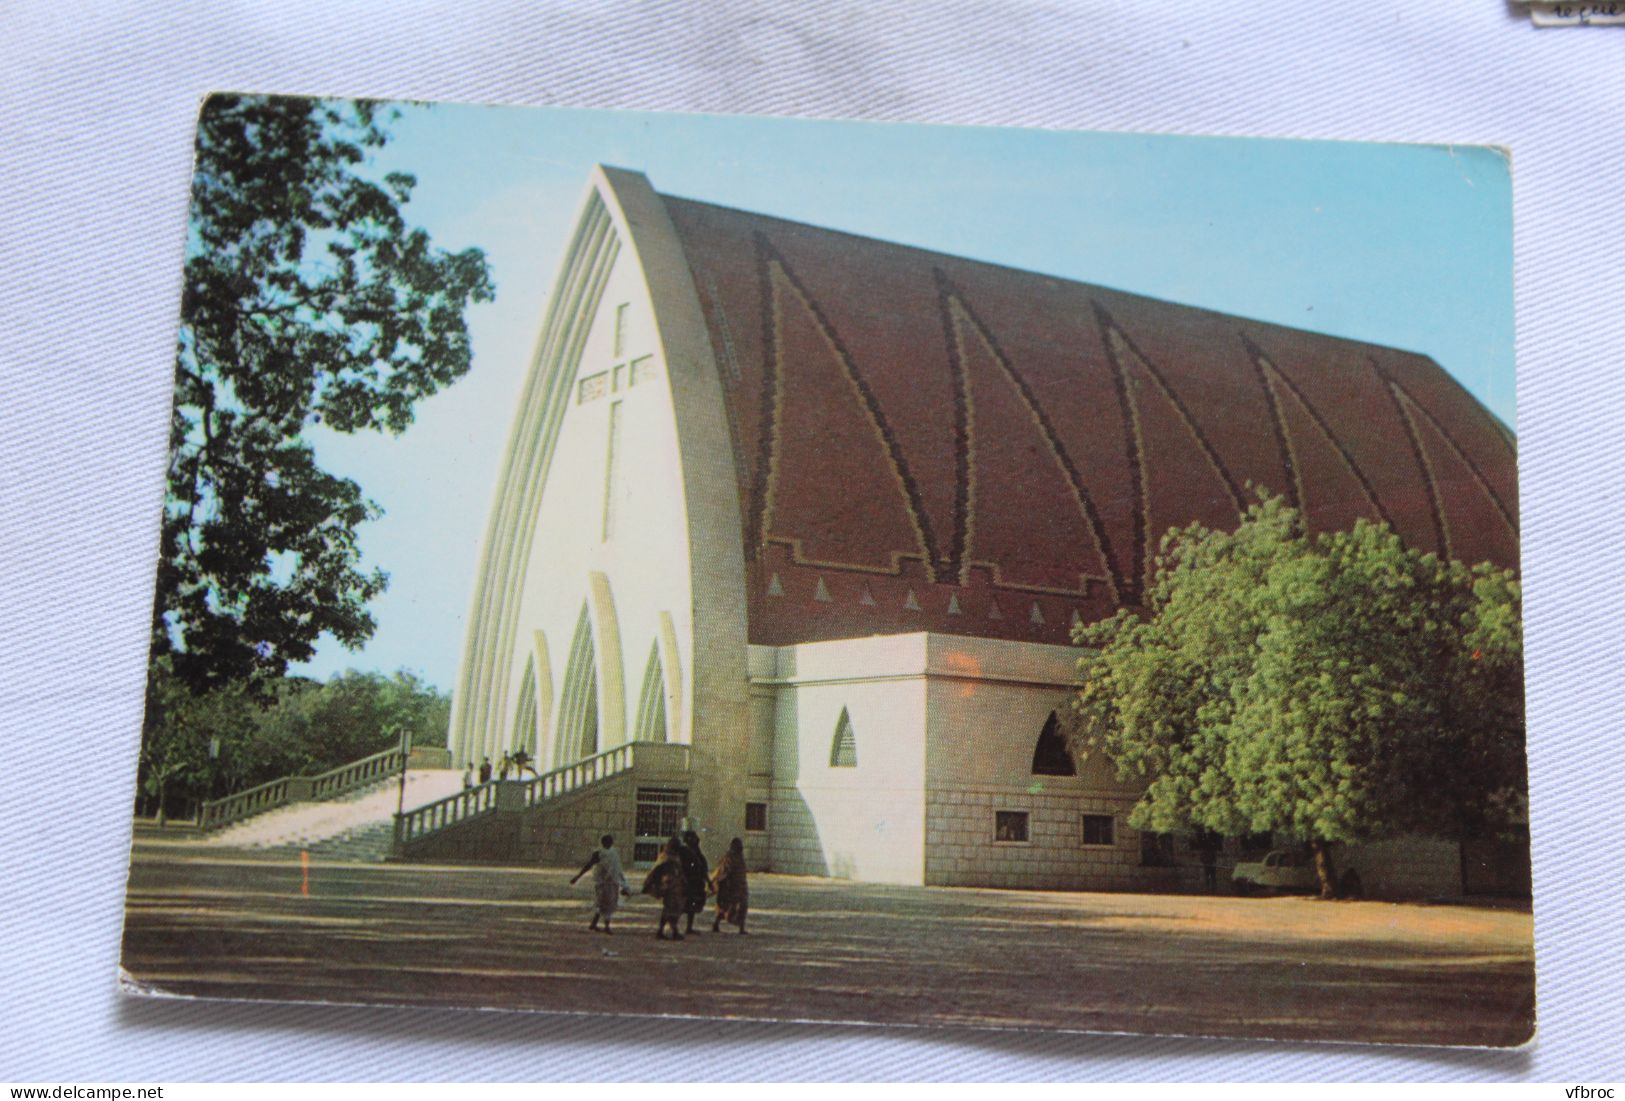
[612,363,626,392]
[994,810,1029,844]
[745,802,768,832]
[614,303,629,356]
[630,355,657,387]
[601,399,622,542]
[1082,814,1115,847]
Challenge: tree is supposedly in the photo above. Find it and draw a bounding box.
[138,666,454,816]
[153,94,494,695]
[249,669,452,776]
[1070,494,1525,898]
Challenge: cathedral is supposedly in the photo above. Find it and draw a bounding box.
[423,166,1521,898]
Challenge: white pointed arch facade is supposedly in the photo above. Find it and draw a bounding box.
[448,166,752,832]
[634,642,668,743]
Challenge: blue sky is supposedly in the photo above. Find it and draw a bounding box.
[284,102,1514,690]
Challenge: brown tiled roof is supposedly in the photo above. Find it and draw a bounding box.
[661,195,1519,648]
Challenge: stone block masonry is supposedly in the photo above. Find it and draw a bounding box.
[923,785,1179,892]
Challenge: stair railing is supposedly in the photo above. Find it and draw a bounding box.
[199,745,408,831]
[393,781,500,846]
[198,776,293,831]
[521,741,635,807]
[308,746,406,800]
[394,741,687,850]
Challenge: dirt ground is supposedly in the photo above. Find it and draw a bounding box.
[119,833,1535,1047]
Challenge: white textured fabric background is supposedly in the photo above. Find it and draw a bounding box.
[2,0,1621,1082]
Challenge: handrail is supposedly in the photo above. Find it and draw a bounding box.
[200,745,408,831]
[199,776,292,830]
[394,742,688,850]
[308,746,405,800]
[393,781,500,846]
[520,741,634,807]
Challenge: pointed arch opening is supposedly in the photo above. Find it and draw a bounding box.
[830,707,858,768]
[633,641,669,743]
[555,603,600,765]
[1031,711,1076,776]
[513,656,539,759]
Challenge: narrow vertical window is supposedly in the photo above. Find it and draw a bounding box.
[602,399,622,542]
[613,302,629,356]
[829,708,857,767]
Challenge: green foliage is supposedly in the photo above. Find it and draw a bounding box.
[1071,494,1525,877]
[138,664,452,816]
[153,93,494,694]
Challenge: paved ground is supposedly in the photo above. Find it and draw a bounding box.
[120,830,1535,1047]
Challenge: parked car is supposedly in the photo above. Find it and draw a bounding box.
[1232,849,1320,895]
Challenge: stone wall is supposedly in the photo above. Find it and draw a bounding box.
[923,785,1180,891]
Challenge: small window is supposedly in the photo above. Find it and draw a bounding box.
[745,802,768,832]
[630,355,657,387]
[994,811,1029,843]
[830,708,857,767]
[612,363,626,392]
[1082,814,1115,847]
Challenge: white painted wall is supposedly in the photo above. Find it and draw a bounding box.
[761,635,929,884]
[499,244,694,766]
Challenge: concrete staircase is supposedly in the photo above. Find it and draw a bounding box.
[202,769,467,861]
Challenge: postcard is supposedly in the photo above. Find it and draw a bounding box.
[121,96,1530,1046]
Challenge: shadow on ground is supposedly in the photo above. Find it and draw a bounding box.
[119,838,1535,1049]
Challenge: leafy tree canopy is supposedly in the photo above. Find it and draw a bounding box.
[139,663,452,819]
[154,94,494,694]
[1070,494,1525,897]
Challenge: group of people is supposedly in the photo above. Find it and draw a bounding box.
[570,832,749,939]
[463,752,537,789]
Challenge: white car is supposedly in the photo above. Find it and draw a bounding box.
[1232,849,1319,895]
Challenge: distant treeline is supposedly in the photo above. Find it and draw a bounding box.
[138,665,450,821]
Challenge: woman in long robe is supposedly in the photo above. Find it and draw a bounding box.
[708,837,748,934]
[641,836,688,940]
[678,831,709,934]
[569,834,630,933]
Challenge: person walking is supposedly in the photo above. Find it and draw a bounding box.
[478,757,493,784]
[641,836,688,940]
[708,837,749,934]
[678,831,709,935]
[569,834,631,934]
